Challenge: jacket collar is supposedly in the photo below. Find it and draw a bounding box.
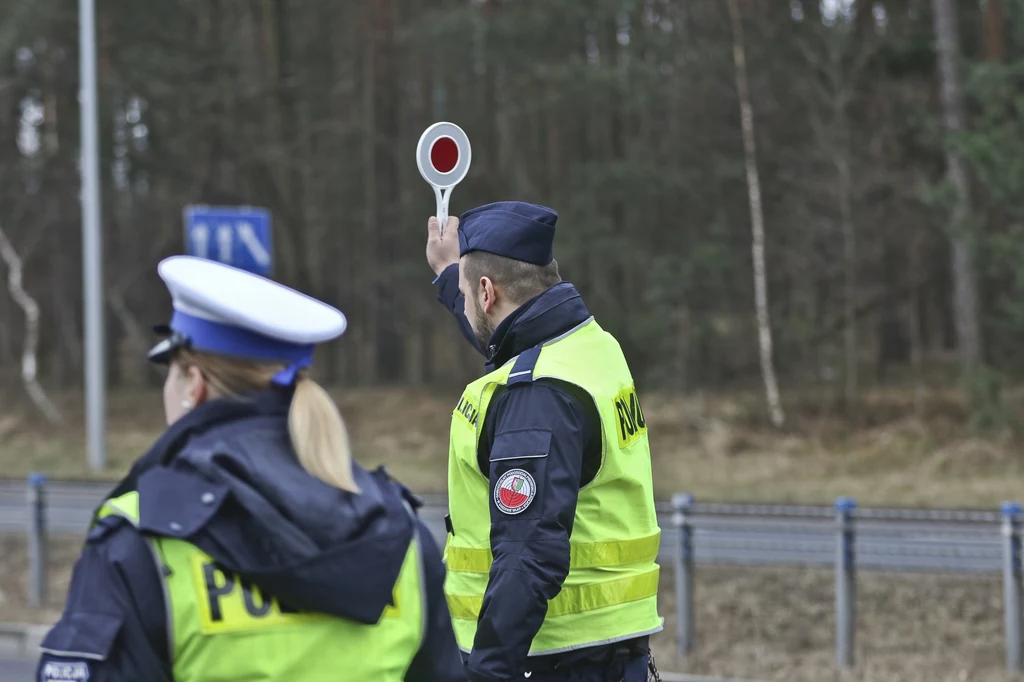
[105,389,292,503]
[485,282,591,371]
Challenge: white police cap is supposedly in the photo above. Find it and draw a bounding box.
[147,256,346,386]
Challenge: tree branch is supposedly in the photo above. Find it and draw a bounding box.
[0,225,61,423]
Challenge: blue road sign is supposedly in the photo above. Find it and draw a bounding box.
[183,205,273,277]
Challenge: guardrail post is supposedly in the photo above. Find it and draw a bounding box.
[672,493,695,658]
[1002,501,1023,672]
[27,472,47,608]
[835,496,856,669]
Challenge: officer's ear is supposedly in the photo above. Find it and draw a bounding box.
[478,276,498,314]
[186,364,209,406]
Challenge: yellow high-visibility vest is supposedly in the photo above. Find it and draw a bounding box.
[445,317,663,655]
[97,492,424,681]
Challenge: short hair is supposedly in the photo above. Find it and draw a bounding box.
[462,251,562,306]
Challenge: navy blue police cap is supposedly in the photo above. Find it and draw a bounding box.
[457,201,557,266]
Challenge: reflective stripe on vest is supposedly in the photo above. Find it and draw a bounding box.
[98,491,426,681]
[446,566,660,620]
[444,531,661,574]
[445,317,663,655]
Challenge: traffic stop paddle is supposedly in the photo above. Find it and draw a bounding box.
[416,122,472,236]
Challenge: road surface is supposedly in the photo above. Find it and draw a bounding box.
[0,656,763,682]
[0,657,35,681]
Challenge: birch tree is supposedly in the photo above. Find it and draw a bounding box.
[727,0,784,427]
[931,0,982,373]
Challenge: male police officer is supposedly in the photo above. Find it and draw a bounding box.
[425,202,663,681]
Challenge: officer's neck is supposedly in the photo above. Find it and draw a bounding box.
[488,298,520,330]
[482,290,548,365]
[481,300,517,354]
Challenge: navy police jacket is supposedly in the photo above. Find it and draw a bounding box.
[36,389,466,682]
[435,265,649,681]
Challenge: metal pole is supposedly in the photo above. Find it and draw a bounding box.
[27,473,47,608]
[835,496,856,669]
[1002,501,1023,672]
[79,0,106,470]
[672,493,695,658]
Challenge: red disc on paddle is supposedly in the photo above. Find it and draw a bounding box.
[417,122,471,189]
[430,136,459,174]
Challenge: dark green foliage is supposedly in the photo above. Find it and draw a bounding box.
[0,0,1020,407]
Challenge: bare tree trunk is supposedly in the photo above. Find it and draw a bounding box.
[727,0,785,428]
[359,5,380,385]
[0,269,11,369]
[329,2,358,384]
[0,226,61,423]
[908,230,926,419]
[835,113,857,411]
[984,0,1006,63]
[931,0,982,373]
[369,0,403,383]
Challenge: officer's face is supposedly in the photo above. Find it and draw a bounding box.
[469,295,496,350]
[459,264,496,350]
[163,359,206,426]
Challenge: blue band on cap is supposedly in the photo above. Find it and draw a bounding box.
[271,364,304,386]
[171,311,315,370]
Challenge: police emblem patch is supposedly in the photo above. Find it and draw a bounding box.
[494,469,536,515]
[41,660,90,682]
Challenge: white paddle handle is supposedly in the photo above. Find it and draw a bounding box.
[435,185,451,237]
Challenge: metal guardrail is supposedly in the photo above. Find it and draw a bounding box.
[0,480,1012,573]
[669,493,1024,674]
[672,500,1002,523]
[3,477,1022,675]
[659,674,767,682]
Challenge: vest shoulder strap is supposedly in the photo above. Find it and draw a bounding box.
[98,491,142,525]
[506,346,542,386]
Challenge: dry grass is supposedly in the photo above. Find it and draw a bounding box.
[644,385,1024,507]
[2,535,1012,681]
[0,386,455,490]
[652,564,1010,682]
[0,536,78,625]
[4,385,1024,506]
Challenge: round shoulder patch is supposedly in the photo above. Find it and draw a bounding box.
[494,469,537,515]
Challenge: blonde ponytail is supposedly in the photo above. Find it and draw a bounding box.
[288,376,360,493]
[176,350,360,493]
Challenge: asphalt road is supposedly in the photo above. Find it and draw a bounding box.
[0,480,1008,573]
[0,657,35,681]
[0,656,760,682]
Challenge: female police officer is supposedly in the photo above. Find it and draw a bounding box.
[36,256,466,682]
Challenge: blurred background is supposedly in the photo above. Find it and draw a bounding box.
[3,0,1024,680]
[2,0,1023,398]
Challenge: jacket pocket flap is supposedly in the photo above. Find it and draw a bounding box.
[489,428,552,462]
